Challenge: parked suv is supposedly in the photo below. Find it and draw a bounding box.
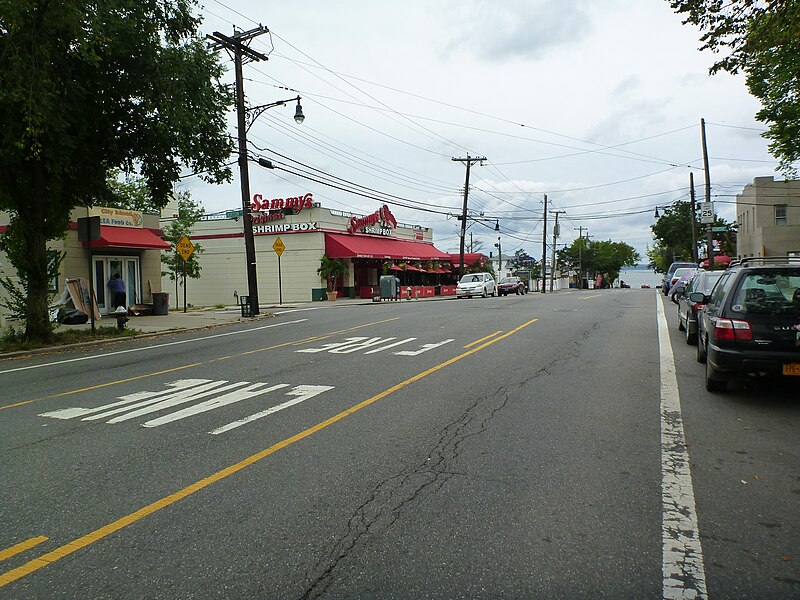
[692,257,800,392]
[456,272,497,298]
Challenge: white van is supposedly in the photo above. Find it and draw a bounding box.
[456,272,497,298]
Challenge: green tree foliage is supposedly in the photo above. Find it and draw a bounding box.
[161,192,205,308]
[647,200,735,272]
[559,238,640,284]
[505,249,541,280]
[0,0,233,341]
[668,0,800,175]
[100,170,161,213]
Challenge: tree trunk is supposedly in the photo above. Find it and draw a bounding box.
[23,160,55,343]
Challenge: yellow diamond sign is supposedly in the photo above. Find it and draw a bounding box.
[272,237,285,257]
[177,235,195,261]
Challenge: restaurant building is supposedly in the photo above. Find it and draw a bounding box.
[169,192,472,306]
[0,206,169,324]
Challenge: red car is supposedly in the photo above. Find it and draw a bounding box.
[498,276,527,296]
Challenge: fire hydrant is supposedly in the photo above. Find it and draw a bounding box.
[112,306,129,331]
[406,286,412,300]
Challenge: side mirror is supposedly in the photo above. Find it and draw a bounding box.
[688,292,706,304]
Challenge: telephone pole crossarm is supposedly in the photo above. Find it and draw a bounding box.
[452,155,487,279]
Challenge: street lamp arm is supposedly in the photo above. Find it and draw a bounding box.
[245,95,304,132]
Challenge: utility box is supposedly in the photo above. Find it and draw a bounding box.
[239,295,252,317]
[379,275,398,300]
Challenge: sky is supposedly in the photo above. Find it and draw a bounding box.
[181,0,780,264]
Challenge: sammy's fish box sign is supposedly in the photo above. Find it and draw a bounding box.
[348,204,397,234]
[251,192,314,222]
[89,207,143,228]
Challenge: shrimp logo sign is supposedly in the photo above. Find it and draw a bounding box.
[347,204,398,233]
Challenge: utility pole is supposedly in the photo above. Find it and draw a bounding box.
[494,236,502,277]
[701,118,714,271]
[550,211,564,292]
[574,226,587,289]
[469,232,473,254]
[452,155,486,279]
[689,171,698,263]
[541,194,548,293]
[208,26,269,316]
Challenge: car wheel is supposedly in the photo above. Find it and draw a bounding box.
[705,358,727,392]
[482,287,488,298]
[491,287,496,297]
[696,335,707,363]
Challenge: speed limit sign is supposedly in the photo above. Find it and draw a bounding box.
[700,202,714,224]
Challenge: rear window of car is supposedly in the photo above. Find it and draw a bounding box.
[730,270,800,315]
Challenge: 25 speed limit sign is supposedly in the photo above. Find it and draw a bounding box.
[700,202,714,224]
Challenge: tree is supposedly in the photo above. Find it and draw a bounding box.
[0,0,233,342]
[161,191,205,309]
[647,200,735,272]
[559,239,640,285]
[505,249,542,280]
[668,1,800,175]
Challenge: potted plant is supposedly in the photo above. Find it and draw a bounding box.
[317,254,348,301]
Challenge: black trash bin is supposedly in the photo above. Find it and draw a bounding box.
[152,292,169,315]
[240,295,252,317]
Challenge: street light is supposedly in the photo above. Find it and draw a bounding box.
[236,95,305,316]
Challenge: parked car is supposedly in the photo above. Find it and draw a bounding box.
[456,272,497,298]
[673,270,724,344]
[693,257,800,392]
[662,261,697,294]
[667,268,698,302]
[498,276,526,296]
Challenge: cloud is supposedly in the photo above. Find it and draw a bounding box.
[442,0,596,61]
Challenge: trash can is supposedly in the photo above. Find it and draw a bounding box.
[240,295,252,317]
[152,292,169,315]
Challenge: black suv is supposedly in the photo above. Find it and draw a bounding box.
[692,257,800,392]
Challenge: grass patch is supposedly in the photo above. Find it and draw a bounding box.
[0,325,140,354]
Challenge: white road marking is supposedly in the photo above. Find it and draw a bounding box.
[657,296,708,599]
[210,385,334,435]
[0,319,307,374]
[394,339,454,356]
[142,383,290,428]
[39,379,335,435]
[363,338,417,354]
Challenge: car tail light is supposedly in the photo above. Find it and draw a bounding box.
[713,318,753,341]
[692,302,705,312]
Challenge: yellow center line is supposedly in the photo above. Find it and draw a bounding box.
[0,318,399,411]
[0,317,538,589]
[463,331,503,348]
[0,537,48,563]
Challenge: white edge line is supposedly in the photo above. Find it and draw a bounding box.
[0,319,307,375]
[657,295,708,600]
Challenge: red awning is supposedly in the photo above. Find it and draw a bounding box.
[325,233,450,261]
[448,252,487,267]
[83,226,170,250]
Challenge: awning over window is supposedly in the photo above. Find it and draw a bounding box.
[325,233,450,261]
[82,226,170,250]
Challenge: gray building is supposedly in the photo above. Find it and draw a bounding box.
[736,176,800,258]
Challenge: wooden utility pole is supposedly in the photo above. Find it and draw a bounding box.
[574,226,586,289]
[701,118,715,270]
[208,26,269,316]
[689,171,698,263]
[550,211,565,292]
[452,155,486,279]
[541,194,548,293]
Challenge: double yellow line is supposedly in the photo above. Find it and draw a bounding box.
[0,317,537,589]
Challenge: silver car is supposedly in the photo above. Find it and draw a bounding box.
[456,272,497,298]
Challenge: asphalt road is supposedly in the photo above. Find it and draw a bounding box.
[0,289,797,599]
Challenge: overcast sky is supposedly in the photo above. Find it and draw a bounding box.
[183,0,779,263]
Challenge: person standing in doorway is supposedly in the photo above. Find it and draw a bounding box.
[108,273,127,309]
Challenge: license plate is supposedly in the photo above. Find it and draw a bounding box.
[783,363,800,376]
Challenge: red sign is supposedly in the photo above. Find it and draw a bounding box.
[251,192,313,213]
[347,204,398,233]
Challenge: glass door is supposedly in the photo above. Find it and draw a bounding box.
[92,256,140,314]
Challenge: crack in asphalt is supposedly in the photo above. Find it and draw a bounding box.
[296,319,608,598]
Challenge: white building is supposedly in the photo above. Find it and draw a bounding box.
[736,176,800,258]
